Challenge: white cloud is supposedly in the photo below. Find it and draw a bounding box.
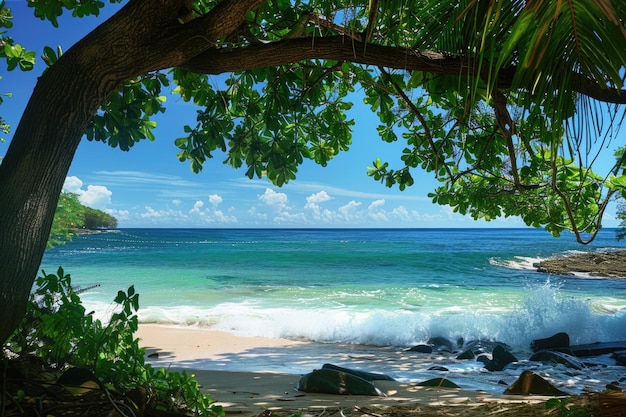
[140,206,187,221]
[338,200,362,222]
[106,208,130,222]
[368,199,385,210]
[209,194,223,207]
[63,176,112,209]
[80,185,112,209]
[367,199,388,221]
[305,191,331,208]
[391,205,412,221]
[305,191,332,220]
[63,176,83,192]
[248,207,268,221]
[258,188,288,209]
[213,209,238,223]
[172,199,182,206]
[190,200,204,214]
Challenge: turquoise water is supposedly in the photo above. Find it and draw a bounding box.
[40,228,626,392]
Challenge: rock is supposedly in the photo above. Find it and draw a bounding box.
[529,350,584,370]
[428,366,449,372]
[530,332,570,352]
[406,344,433,353]
[297,369,384,396]
[57,367,100,386]
[504,371,568,396]
[484,345,518,372]
[427,336,455,352]
[562,341,626,357]
[126,386,148,411]
[456,349,475,360]
[321,363,395,381]
[476,354,490,365]
[462,339,511,355]
[416,378,460,389]
[534,251,626,277]
[56,367,102,395]
[612,350,626,366]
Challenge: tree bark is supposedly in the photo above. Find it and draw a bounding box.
[182,37,626,104]
[0,0,258,343]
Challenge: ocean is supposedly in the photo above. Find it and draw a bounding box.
[40,228,626,393]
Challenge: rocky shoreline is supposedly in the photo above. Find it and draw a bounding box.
[296,332,626,398]
[535,250,626,277]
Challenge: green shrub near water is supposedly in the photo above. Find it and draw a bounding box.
[4,266,224,417]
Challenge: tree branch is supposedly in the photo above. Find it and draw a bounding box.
[181,36,626,104]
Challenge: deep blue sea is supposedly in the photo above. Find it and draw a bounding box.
[40,228,626,393]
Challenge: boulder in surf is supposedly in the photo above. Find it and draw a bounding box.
[530,332,570,352]
[529,350,584,370]
[416,377,460,389]
[321,363,395,381]
[297,369,384,396]
[504,371,568,396]
[483,345,518,372]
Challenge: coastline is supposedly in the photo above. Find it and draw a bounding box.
[135,324,567,416]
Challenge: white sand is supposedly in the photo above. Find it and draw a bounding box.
[136,324,550,416]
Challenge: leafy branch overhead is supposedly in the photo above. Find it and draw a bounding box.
[1,0,626,243]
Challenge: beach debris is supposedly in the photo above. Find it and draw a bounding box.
[483,345,518,372]
[529,350,584,370]
[530,332,570,352]
[504,371,568,396]
[321,363,395,381]
[297,369,385,396]
[592,391,626,417]
[416,377,460,389]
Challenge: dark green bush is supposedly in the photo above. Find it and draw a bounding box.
[4,267,223,417]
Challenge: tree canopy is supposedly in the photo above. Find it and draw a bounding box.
[0,0,624,342]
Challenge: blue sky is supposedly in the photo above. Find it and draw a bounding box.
[1,1,622,229]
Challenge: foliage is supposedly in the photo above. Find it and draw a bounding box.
[1,1,624,244]
[49,192,85,247]
[4,267,224,417]
[616,199,626,241]
[545,398,590,417]
[49,192,118,247]
[84,206,118,229]
[614,147,626,241]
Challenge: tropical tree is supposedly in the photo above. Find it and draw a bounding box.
[48,192,118,247]
[0,0,624,343]
[48,192,86,247]
[83,206,118,230]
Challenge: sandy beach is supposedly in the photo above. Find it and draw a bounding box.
[135,324,568,416]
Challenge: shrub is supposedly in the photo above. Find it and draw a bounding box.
[4,267,224,417]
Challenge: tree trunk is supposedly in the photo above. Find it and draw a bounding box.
[0,0,265,344]
[0,24,124,344]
